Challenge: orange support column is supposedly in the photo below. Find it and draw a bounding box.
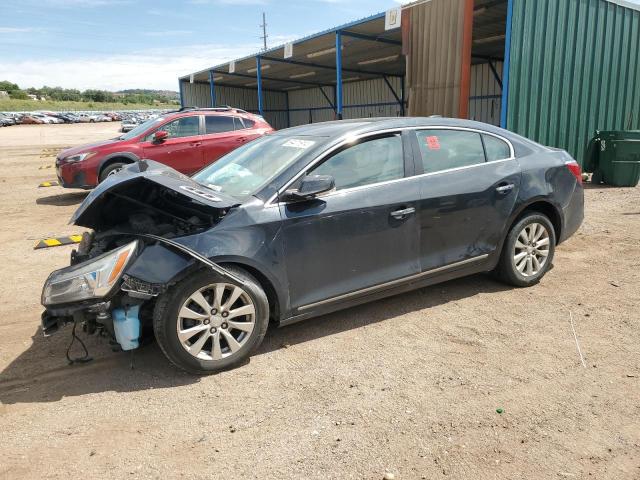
[458,0,474,118]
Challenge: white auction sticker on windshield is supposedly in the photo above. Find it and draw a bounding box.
[282,139,315,149]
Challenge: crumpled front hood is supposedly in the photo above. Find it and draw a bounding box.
[71,159,241,230]
[58,139,121,158]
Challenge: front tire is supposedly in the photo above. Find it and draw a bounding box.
[153,267,269,374]
[99,162,126,182]
[496,212,556,287]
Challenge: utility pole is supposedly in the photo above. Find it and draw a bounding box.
[260,12,268,51]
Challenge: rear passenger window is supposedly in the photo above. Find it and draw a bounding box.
[205,116,235,134]
[233,117,244,130]
[242,118,255,128]
[415,130,485,174]
[482,134,511,161]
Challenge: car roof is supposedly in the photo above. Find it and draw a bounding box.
[271,116,516,139]
[170,107,254,117]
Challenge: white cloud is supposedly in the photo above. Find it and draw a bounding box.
[41,0,130,6]
[0,27,38,33]
[0,43,259,91]
[189,0,268,4]
[143,30,193,37]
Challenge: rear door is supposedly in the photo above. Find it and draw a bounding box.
[279,132,422,310]
[411,128,520,271]
[141,115,203,173]
[201,115,251,166]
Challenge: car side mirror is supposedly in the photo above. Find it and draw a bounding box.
[282,175,335,202]
[153,130,168,142]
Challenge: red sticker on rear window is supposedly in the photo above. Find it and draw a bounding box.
[426,136,440,150]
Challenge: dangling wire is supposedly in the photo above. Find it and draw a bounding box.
[66,319,93,365]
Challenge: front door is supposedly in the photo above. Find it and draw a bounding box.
[280,132,421,310]
[410,128,521,271]
[141,115,203,174]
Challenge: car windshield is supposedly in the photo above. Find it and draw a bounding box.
[193,135,321,201]
[118,116,164,140]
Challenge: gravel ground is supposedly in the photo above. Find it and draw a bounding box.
[0,123,638,480]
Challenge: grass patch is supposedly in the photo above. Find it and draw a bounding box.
[0,99,177,112]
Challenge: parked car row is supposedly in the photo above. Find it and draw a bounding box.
[0,110,169,127]
[119,111,164,132]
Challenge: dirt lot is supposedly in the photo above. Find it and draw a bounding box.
[0,122,638,480]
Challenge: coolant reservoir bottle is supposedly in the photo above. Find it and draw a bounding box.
[112,305,141,351]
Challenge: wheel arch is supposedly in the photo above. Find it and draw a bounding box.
[507,198,563,246]
[98,152,139,177]
[218,260,282,324]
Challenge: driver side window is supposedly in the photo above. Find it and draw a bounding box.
[146,116,200,141]
[310,134,404,190]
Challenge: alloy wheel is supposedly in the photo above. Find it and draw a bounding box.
[513,222,550,277]
[176,283,256,361]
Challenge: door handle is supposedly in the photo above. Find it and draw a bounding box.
[496,183,515,194]
[191,142,202,147]
[236,137,248,142]
[390,207,416,219]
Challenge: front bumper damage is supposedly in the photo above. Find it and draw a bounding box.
[42,159,245,358]
[41,233,244,351]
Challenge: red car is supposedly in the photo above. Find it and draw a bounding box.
[55,107,273,189]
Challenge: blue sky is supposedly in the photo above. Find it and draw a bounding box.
[0,0,408,91]
[2,0,639,92]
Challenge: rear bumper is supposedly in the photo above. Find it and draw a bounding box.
[559,184,584,243]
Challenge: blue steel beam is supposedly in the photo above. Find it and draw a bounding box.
[500,0,514,128]
[318,86,336,113]
[487,61,503,90]
[211,70,331,88]
[339,30,402,46]
[208,70,216,107]
[335,31,343,119]
[256,56,263,116]
[178,80,185,107]
[259,55,400,78]
[382,75,402,111]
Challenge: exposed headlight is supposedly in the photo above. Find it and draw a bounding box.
[64,152,96,163]
[41,241,138,306]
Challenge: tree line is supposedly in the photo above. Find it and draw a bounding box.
[0,81,179,105]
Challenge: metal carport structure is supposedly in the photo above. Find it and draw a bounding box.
[179,12,405,130]
[180,0,640,163]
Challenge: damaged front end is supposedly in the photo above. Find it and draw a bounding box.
[41,159,242,355]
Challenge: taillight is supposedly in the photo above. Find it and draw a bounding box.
[565,160,582,185]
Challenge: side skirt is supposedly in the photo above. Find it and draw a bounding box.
[279,254,491,327]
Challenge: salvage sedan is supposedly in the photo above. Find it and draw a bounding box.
[41,118,584,373]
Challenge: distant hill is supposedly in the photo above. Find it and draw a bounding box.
[117,89,179,99]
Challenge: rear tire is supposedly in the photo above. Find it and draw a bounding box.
[495,212,556,287]
[153,267,269,374]
[99,162,126,182]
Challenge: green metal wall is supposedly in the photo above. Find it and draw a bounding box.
[506,0,640,164]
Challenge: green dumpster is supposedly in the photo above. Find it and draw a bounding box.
[584,130,640,187]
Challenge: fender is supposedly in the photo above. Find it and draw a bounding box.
[120,233,244,285]
[98,151,140,172]
[123,237,286,314]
